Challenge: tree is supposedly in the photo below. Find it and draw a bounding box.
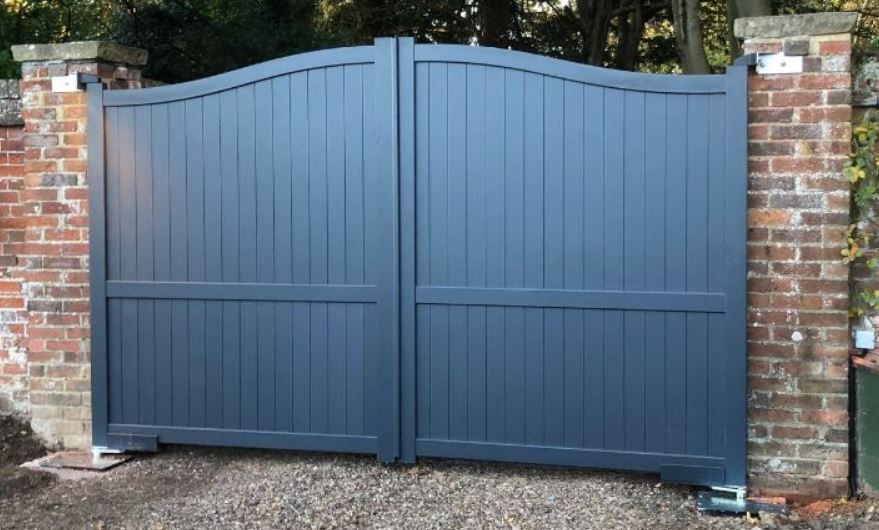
[670,0,711,73]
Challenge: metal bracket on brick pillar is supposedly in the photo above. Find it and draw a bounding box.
[754,53,803,75]
[50,72,101,93]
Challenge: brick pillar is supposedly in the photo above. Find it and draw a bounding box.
[10,42,146,448]
[735,12,856,501]
[0,80,26,414]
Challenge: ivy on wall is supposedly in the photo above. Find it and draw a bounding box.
[846,117,879,315]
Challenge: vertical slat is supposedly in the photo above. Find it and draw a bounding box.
[155,299,172,425]
[484,65,506,444]
[429,305,450,439]
[465,64,487,443]
[237,86,257,283]
[644,93,668,453]
[257,302,275,430]
[203,94,222,282]
[134,106,153,281]
[426,62,449,440]
[240,301,258,430]
[485,307,505,442]
[328,303,348,434]
[188,301,206,427]
[584,310,604,448]
[465,65,487,289]
[149,103,172,425]
[255,80,274,284]
[563,81,585,448]
[543,76,565,448]
[415,62,430,290]
[326,67,348,435]
[524,73,545,446]
[311,303,329,433]
[236,84,258,432]
[327,66,346,285]
[185,99,205,282]
[686,95,710,456]
[273,76,293,285]
[118,108,138,423]
[291,72,310,284]
[137,300,155,425]
[292,302,311,432]
[466,307,486,441]
[150,104,170,282]
[447,63,468,441]
[108,301,122,423]
[603,88,625,450]
[205,300,223,428]
[219,91,239,283]
[346,303,365,435]
[623,91,646,452]
[105,107,120,281]
[275,303,294,432]
[345,65,366,286]
[308,68,329,285]
[184,99,206,428]
[583,84,605,449]
[222,301,240,429]
[118,108,137,281]
[171,300,188,426]
[416,306,430,438]
[202,94,223,429]
[707,94,727,457]
[665,94,688,454]
[504,69,526,445]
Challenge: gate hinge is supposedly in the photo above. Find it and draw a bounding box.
[697,486,787,515]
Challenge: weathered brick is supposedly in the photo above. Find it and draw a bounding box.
[742,20,853,502]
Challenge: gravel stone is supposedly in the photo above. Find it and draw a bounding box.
[1,446,877,529]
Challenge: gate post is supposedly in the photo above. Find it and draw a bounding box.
[734,13,856,501]
[9,42,146,449]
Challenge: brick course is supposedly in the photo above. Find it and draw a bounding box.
[1,53,143,447]
[743,32,853,500]
[0,118,26,415]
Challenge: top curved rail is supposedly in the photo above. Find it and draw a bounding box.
[103,45,375,107]
[414,44,727,94]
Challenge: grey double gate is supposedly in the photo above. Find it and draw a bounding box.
[89,38,747,488]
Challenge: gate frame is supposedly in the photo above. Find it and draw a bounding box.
[87,38,748,488]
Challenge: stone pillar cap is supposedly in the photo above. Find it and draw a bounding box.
[734,11,858,39]
[11,41,147,66]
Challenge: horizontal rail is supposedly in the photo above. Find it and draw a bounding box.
[415,286,726,313]
[415,439,726,474]
[106,281,381,303]
[110,424,378,454]
[104,45,375,106]
[414,44,727,94]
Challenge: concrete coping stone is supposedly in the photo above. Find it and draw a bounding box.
[11,41,147,66]
[734,12,858,39]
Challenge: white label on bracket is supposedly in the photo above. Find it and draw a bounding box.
[51,73,80,93]
[755,53,803,75]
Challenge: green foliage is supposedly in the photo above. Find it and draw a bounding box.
[110,0,322,83]
[846,118,879,316]
[0,0,112,78]
[0,0,878,81]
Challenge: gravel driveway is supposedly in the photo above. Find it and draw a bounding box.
[2,446,878,529]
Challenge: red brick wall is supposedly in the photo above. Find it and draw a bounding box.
[0,123,26,415]
[744,35,853,501]
[15,61,141,448]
